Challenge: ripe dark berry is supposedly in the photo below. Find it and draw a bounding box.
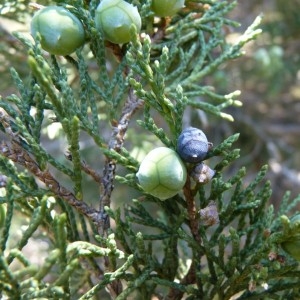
[177,127,209,163]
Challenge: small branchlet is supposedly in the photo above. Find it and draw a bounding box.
[0,140,99,222]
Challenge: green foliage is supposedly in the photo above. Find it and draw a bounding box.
[0,0,300,299]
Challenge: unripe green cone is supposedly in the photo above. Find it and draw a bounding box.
[281,214,300,261]
[281,238,300,261]
[136,147,187,200]
[30,6,85,56]
[0,204,6,228]
[95,0,141,44]
[152,0,185,17]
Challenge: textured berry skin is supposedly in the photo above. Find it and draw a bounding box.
[136,147,187,200]
[281,214,300,261]
[95,0,141,44]
[177,127,209,163]
[31,6,85,56]
[152,0,185,17]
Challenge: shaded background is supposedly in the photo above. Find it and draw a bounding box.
[1,0,300,210]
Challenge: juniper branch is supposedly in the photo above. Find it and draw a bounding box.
[0,141,99,224]
[98,87,143,235]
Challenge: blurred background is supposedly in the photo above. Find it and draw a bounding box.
[226,0,300,209]
[1,0,300,211]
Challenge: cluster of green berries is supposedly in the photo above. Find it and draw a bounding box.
[30,0,185,55]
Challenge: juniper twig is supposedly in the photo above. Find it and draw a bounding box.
[0,141,99,223]
[98,87,143,235]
